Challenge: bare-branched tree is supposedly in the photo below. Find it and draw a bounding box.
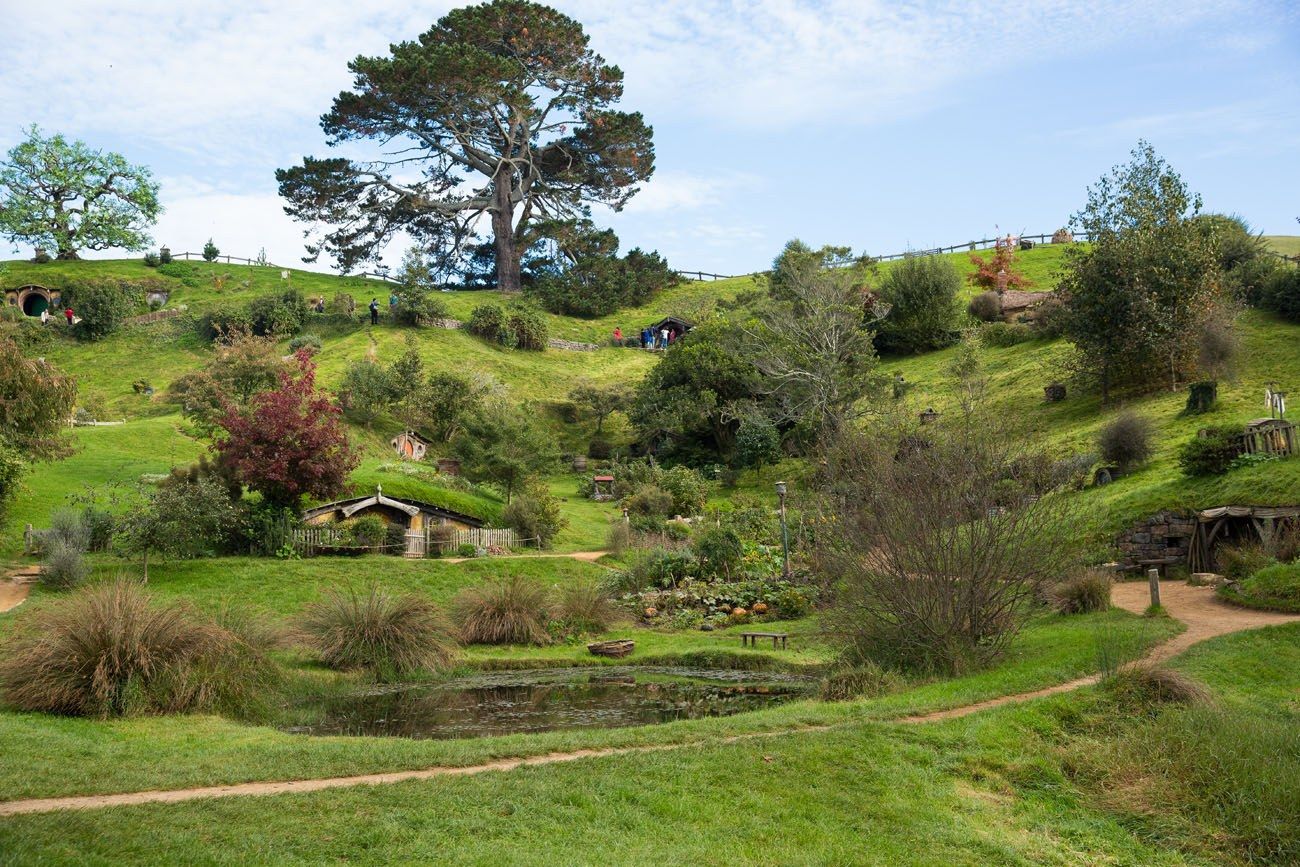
[817,412,1078,674]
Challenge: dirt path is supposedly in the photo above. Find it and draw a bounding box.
[0,567,38,614]
[898,580,1300,723]
[1,580,1295,816]
[440,550,609,565]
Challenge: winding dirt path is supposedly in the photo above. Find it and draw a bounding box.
[0,567,38,614]
[1,580,1295,817]
[440,550,609,565]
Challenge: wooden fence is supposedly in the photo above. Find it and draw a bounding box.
[291,524,521,557]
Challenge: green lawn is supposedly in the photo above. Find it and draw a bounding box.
[1264,235,1300,257]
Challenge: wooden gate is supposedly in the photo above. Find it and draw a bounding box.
[404,530,426,558]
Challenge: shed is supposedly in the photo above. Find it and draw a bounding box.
[646,316,693,346]
[390,430,432,461]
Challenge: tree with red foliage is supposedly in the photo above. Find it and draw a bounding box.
[968,236,1032,294]
[214,351,357,508]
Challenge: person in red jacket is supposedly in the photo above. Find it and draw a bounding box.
[613,326,623,344]
[64,307,74,325]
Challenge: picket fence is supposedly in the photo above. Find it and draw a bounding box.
[291,525,520,558]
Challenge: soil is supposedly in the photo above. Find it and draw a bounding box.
[0,567,38,614]
[1,578,1295,816]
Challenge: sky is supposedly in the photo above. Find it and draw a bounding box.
[1,0,1297,276]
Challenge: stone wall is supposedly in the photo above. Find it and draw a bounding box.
[1115,510,1196,569]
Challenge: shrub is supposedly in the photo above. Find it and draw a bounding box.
[457,542,477,558]
[506,305,548,350]
[502,490,567,548]
[392,286,451,327]
[344,515,388,549]
[1177,425,1240,477]
[246,289,307,336]
[142,251,160,267]
[203,238,220,262]
[1259,263,1300,321]
[42,507,90,552]
[300,585,458,680]
[1049,569,1112,614]
[875,254,960,353]
[616,547,696,593]
[1217,542,1272,583]
[605,521,632,556]
[288,333,322,354]
[587,436,612,459]
[454,575,551,645]
[978,321,1035,347]
[770,585,812,619]
[1105,665,1211,709]
[967,290,1002,322]
[693,525,744,579]
[40,540,90,590]
[65,280,131,341]
[1183,380,1218,415]
[660,465,709,515]
[1097,412,1152,471]
[466,304,506,341]
[80,506,116,552]
[819,659,904,701]
[553,580,619,635]
[626,484,675,517]
[0,579,273,716]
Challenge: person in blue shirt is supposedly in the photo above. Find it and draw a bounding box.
[369,298,380,325]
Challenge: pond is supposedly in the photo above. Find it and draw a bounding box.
[283,666,816,740]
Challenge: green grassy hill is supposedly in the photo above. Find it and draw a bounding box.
[5,241,1298,558]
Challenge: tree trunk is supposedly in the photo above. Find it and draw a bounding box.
[491,166,522,293]
[142,549,149,584]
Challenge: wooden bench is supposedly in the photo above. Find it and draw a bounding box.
[740,631,788,649]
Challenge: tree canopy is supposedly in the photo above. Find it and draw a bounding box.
[0,126,160,259]
[276,0,654,291]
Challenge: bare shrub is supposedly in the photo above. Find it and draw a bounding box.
[40,540,90,590]
[454,575,551,645]
[1098,411,1152,471]
[1050,569,1113,614]
[301,585,458,680]
[553,580,620,635]
[0,578,274,717]
[967,290,1002,322]
[817,414,1079,674]
[1218,542,1272,582]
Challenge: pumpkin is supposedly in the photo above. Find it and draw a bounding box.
[731,607,747,618]
[752,602,769,614]
[643,607,658,619]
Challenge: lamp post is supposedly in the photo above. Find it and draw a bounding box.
[775,481,791,580]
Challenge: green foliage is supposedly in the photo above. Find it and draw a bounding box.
[1060,141,1221,399]
[0,336,76,458]
[343,514,388,548]
[529,242,678,317]
[466,303,507,341]
[1097,411,1153,471]
[40,539,90,590]
[65,279,132,340]
[202,239,220,262]
[967,290,1002,322]
[875,254,960,353]
[819,659,904,701]
[625,484,675,518]
[766,239,872,303]
[339,359,399,427]
[404,370,488,443]
[288,333,322,353]
[733,415,781,472]
[0,125,161,258]
[1258,265,1300,322]
[978,321,1035,347]
[693,525,744,579]
[276,1,654,289]
[142,251,160,267]
[300,585,458,680]
[568,380,630,433]
[246,288,307,336]
[1177,425,1240,477]
[452,400,559,502]
[0,441,24,525]
[501,488,567,548]
[506,304,548,350]
[1105,665,1211,709]
[115,477,241,579]
[453,575,551,645]
[1183,380,1218,415]
[1222,561,1300,613]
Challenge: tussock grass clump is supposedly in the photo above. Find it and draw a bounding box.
[301,585,458,680]
[819,660,905,701]
[1050,569,1112,614]
[454,575,551,645]
[553,580,620,636]
[0,578,276,717]
[1106,665,1211,709]
[1097,411,1152,471]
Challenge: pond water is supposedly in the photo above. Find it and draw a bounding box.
[284,666,816,740]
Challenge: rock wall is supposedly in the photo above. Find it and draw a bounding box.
[1115,510,1196,568]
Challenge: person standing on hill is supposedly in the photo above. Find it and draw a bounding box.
[369,298,379,325]
[389,291,399,314]
[39,308,49,324]
[64,306,74,326]
[613,326,623,345]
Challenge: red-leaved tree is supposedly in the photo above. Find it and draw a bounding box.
[214,351,357,508]
[968,236,1032,294]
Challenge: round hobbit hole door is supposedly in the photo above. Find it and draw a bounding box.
[19,287,52,317]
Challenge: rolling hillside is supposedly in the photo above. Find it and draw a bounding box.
[4,241,1299,558]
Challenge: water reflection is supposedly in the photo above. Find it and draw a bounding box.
[285,666,814,740]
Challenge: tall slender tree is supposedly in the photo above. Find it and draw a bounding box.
[276,1,654,290]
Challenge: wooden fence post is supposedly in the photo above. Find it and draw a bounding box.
[1147,568,1162,608]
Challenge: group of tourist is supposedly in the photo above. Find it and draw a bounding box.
[615,324,681,350]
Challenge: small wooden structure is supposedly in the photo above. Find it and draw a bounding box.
[587,639,635,658]
[1189,505,1300,573]
[436,458,461,476]
[1235,419,1295,457]
[919,407,941,425]
[301,485,484,558]
[390,430,431,461]
[591,474,615,501]
[740,632,789,649]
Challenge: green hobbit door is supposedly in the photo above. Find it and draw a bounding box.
[19,288,52,317]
